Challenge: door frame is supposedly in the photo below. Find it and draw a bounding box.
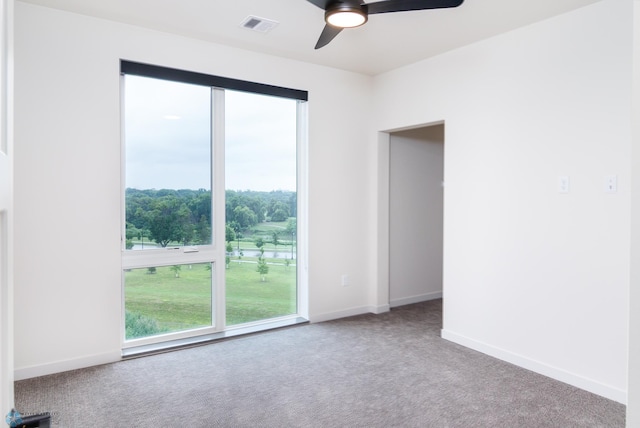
[375,120,445,312]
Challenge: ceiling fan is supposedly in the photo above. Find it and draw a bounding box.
[307,0,465,49]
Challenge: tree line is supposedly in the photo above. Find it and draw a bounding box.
[126,188,296,249]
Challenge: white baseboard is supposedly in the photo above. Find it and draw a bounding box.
[390,291,443,308]
[310,304,389,323]
[370,304,390,314]
[14,351,121,381]
[310,294,440,323]
[441,329,627,404]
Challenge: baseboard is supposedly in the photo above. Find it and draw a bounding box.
[370,304,390,314]
[310,304,389,323]
[14,351,121,381]
[441,329,627,404]
[390,291,443,308]
[310,296,438,323]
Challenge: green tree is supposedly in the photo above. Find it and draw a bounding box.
[286,218,296,259]
[228,221,243,253]
[125,188,212,249]
[272,209,288,222]
[136,228,151,249]
[195,215,211,245]
[225,224,236,243]
[125,224,145,249]
[285,218,297,235]
[225,242,233,269]
[255,237,265,249]
[288,192,297,217]
[125,222,140,240]
[177,205,194,246]
[245,196,266,223]
[233,205,258,231]
[272,231,280,252]
[146,197,189,247]
[268,201,290,222]
[256,247,269,282]
[170,265,182,278]
[188,190,211,226]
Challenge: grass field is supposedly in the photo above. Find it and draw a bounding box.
[226,259,297,325]
[124,258,296,339]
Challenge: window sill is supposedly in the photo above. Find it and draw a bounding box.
[122,316,308,359]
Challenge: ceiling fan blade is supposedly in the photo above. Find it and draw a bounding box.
[366,0,464,15]
[315,24,344,49]
[306,0,331,9]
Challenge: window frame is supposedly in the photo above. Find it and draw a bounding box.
[120,60,308,101]
[120,61,308,351]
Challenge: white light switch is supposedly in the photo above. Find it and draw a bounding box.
[558,176,570,193]
[605,175,617,193]
[341,274,350,287]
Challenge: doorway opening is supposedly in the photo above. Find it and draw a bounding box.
[388,124,444,308]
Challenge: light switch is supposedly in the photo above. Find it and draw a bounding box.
[605,175,617,193]
[558,176,570,193]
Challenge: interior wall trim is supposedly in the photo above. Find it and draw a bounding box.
[390,291,442,308]
[441,329,627,405]
[14,351,121,381]
[309,304,390,323]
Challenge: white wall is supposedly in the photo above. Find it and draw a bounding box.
[373,0,632,403]
[389,125,444,306]
[0,0,14,417]
[627,0,640,424]
[13,3,374,378]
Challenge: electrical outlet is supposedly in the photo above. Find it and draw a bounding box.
[341,274,350,287]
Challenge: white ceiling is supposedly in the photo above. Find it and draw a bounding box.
[19,0,600,75]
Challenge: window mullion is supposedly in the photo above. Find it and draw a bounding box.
[212,87,226,331]
[296,100,309,320]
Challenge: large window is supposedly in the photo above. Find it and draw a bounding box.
[121,61,307,350]
[225,90,298,326]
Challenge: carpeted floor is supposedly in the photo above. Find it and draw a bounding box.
[15,299,625,427]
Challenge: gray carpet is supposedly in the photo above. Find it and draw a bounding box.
[15,300,625,427]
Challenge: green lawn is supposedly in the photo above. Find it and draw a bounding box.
[226,259,296,325]
[124,259,296,339]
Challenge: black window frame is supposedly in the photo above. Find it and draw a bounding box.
[120,60,308,101]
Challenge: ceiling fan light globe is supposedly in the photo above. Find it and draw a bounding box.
[326,9,367,28]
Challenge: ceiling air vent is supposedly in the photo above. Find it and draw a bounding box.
[240,16,279,33]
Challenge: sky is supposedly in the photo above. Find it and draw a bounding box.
[124,75,298,192]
